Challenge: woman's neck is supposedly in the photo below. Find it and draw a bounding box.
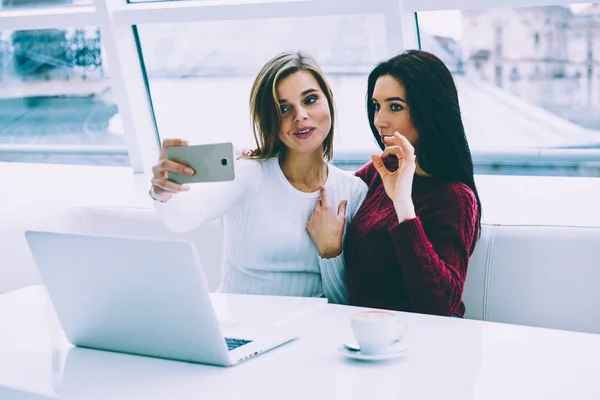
[279,149,328,193]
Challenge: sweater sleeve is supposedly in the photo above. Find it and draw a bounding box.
[153,159,262,232]
[318,253,347,304]
[317,178,369,304]
[387,185,478,316]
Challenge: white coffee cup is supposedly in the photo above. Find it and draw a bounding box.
[350,311,408,355]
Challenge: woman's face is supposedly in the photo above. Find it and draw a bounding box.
[372,74,419,147]
[277,70,332,156]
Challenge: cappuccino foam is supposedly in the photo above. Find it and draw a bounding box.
[353,311,394,320]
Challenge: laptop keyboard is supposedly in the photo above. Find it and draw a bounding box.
[225,337,253,351]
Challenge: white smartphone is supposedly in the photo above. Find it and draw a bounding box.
[166,142,235,184]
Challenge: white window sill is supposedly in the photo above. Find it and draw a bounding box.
[2,161,600,228]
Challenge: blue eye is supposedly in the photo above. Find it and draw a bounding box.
[391,103,404,112]
[373,103,380,111]
[305,95,317,105]
[280,105,290,114]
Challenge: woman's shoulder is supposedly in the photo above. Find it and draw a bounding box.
[354,157,399,187]
[328,163,368,190]
[418,178,478,214]
[236,155,278,168]
[326,164,369,209]
[353,161,377,183]
[436,180,476,205]
[233,156,266,181]
[420,180,480,240]
[327,164,369,213]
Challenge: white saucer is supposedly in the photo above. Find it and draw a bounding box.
[337,343,409,361]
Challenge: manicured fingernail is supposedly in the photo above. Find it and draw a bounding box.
[185,168,194,175]
[182,185,191,191]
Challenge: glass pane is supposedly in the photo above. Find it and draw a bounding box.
[0,27,129,166]
[0,0,92,10]
[136,15,388,170]
[418,4,600,176]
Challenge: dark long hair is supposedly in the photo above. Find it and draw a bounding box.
[366,49,482,235]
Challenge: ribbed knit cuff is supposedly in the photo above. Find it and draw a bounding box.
[318,251,348,305]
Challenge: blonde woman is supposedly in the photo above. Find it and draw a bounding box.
[149,52,367,304]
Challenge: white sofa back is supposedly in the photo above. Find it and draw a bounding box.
[0,206,225,295]
[3,206,600,334]
[464,224,600,333]
[76,207,225,293]
[0,208,79,293]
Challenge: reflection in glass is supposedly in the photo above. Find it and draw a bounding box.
[0,27,128,166]
[418,4,600,176]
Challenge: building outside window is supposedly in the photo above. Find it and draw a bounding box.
[419,4,600,176]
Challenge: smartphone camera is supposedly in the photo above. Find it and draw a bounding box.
[221,159,228,166]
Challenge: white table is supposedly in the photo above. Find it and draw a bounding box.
[1,286,599,400]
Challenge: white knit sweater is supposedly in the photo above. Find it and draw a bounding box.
[153,156,368,304]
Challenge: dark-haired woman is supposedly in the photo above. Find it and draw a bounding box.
[310,50,482,317]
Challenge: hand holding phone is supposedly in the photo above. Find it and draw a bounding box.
[150,138,195,202]
[150,140,235,202]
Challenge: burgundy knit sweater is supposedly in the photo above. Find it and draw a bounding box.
[345,156,479,317]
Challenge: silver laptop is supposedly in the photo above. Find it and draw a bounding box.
[24,230,296,367]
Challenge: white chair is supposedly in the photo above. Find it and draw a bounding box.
[464,224,600,334]
[5,205,600,335]
[0,207,82,294]
[0,206,225,295]
[75,206,224,292]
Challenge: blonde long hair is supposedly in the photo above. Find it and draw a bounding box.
[242,52,336,161]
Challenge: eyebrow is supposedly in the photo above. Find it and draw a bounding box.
[278,88,319,104]
[372,96,407,103]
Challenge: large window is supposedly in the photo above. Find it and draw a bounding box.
[418,4,600,176]
[136,14,387,167]
[1,0,598,176]
[0,26,129,166]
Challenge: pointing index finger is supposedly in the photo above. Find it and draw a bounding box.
[319,186,329,206]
